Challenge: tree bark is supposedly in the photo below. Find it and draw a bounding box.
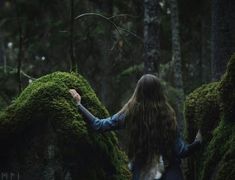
[100,0,113,110]
[170,0,184,133]
[15,0,23,94]
[143,0,160,74]
[200,0,211,84]
[70,0,77,72]
[0,34,6,73]
[211,0,235,81]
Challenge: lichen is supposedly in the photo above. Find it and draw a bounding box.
[0,72,131,179]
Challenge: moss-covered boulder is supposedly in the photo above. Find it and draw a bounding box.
[185,81,220,143]
[184,54,235,180]
[199,54,235,180]
[219,53,235,122]
[0,72,131,180]
[200,120,235,180]
[184,82,220,180]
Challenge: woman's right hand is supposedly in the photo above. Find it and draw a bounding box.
[195,130,202,143]
[69,89,81,104]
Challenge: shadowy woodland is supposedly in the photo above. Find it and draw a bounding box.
[0,0,234,179]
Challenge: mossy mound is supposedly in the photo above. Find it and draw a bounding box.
[200,121,235,180]
[199,54,235,180]
[0,72,131,180]
[184,54,235,180]
[219,54,235,122]
[185,81,220,143]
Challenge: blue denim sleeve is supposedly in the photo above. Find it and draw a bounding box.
[174,134,201,158]
[77,103,126,132]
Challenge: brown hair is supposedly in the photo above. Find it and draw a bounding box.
[120,74,177,170]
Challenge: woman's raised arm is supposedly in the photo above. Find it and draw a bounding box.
[69,89,125,132]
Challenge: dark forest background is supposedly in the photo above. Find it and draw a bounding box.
[0,0,235,139]
[1,1,235,180]
[0,0,213,112]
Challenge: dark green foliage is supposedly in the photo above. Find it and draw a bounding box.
[0,72,131,179]
[184,54,235,180]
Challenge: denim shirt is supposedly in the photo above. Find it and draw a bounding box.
[77,104,201,180]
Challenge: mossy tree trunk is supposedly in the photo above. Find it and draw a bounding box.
[211,0,235,81]
[143,0,160,74]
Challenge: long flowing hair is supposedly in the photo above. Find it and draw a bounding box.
[120,74,177,170]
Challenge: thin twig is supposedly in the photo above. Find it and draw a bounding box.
[21,71,36,80]
[118,27,143,42]
[74,13,143,45]
[75,13,124,41]
[74,12,142,71]
[6,65,36,80]
[108,14,140,20]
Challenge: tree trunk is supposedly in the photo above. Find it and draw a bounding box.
[211,0,235,81]
[143,0,160,74]
[170,0,184,132]
[70,0,77,72]
[200,0,211,84]
[200,17,208,83]
[15,0,23,94]
[0,33,7,73]
[95,0,114,110]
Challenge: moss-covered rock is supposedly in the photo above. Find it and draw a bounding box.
[200,120,235,180]
[184,54,235,180]
[184,81,220,180]
[185,81,220,143]
[0,72,131,180]
[199,54,235,180]
[219,54,235,122]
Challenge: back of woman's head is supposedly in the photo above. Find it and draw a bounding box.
[122,74,177,169]
[134,74,166,103]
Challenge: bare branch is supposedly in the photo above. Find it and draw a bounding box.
[75,13,124,41]
[108,14,139,20]
[74,12,143,44]
[4,65,36,80]
[118,27,143,42]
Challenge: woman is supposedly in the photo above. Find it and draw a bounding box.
[69,74,202,180]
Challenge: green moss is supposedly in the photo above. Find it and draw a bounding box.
[185,82,220,143]
[215,139,235,180]
[199,54,235,180]
[184,82,220,180]
[0,72,131,179]
[200,121,235,180]
[219,53,235,122]
[184,54,235,180]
